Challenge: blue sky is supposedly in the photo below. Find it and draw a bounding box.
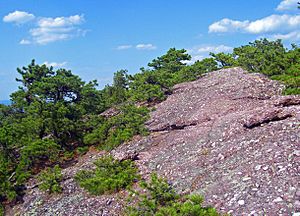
[0,0,299,99]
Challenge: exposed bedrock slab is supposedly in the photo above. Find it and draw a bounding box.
[114,67,300,216]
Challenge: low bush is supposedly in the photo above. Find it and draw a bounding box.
[126,173,220,216]
[0,204,4,216]
[84,104,149,150]
[16,139,60,184]
[75,156,138,195]
[0,152,17,202]
[37,165,63,194]
[76,146,89,156]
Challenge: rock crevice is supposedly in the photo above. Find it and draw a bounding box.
[243,109,294,129]
[149,121,200,132]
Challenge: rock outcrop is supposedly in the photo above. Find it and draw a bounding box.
[9,67,300,215]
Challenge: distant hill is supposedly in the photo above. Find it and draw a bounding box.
[0,100,11,105]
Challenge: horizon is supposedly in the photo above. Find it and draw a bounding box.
[0,99,11,105]
[1,0,299,100]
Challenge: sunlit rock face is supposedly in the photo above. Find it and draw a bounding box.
[116,67,300,216]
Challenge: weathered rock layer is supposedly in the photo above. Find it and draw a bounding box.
[10,67,300,215]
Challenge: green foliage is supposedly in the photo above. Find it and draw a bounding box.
[233,39,287,75]
[76,146,89,155]
[0,60,109,205]
[0,203,4,216]
[283,87,300,95]
[148,48,191,72]
[62,151,74,160]
[38,165,63,194]
[84,104,149,150]
[174,58,218,83]
[75,156,138,195]
[210,52,237,68]
[11,60,105,147]
[101,70,129,108]
[16,139,60,184]
[127,48,214,102]
[210,39,300,94]
[79,80,105,114]
[128,70,166,102]
[126,173,220,216]
[0,152,17,202]
[0,105,13,125]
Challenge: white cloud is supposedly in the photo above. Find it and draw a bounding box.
[33,34,71,45]
[43,61,67,68]
[209,14,300,34]
[196,45,233,53]
[116,44,157,50]
[246,15,300,34]
[3,10,35,24]
[271,30,300,41]
[184,45,233,65]
[276,0,298,11]
[136,44,157,50]
[188,45,233,56]
[29,14,85,45]
[182,55,204,65]
[4,12,86,45]
[116,45,132,50]
[209,18,249,33]
[37,15,84,28]
[19,39,31,45]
